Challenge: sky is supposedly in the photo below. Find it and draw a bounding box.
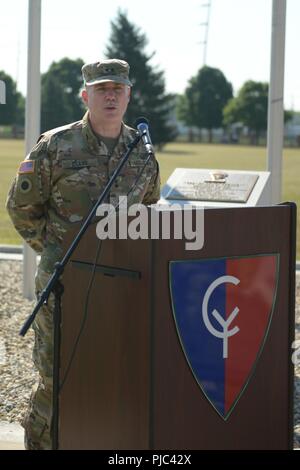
[0,0,299,110]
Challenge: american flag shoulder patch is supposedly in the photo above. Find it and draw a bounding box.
[18,160,35,174]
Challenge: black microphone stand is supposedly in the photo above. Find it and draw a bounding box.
[19,130,142,450]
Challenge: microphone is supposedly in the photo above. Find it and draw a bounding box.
[135,117,154,155]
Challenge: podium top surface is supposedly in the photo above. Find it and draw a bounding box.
[159,168,271,208]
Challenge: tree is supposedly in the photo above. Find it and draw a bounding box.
[223,81,268,145]
[176,94,197,142]
[15,94,25,127]
[0,71,20,125]
[223,81,293,145]
[10,93,26,137]
[284,109,293,124]
[177,66,233,142]
[105,10,177,148]
[41,73,71,132]
[41,57,84,132]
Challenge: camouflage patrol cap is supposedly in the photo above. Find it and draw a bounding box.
[82,59,132,87]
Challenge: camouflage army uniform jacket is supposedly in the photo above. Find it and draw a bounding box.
[6,112,160,274]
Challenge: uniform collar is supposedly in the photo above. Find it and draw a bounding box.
[82,111,104,155]
[82,111,135,156]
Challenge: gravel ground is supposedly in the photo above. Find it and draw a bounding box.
[0,259,299,448]
[0,261,37,425]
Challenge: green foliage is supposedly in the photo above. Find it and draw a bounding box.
[41,57,85,132]
[223,81,268,141]
[284,109,294,124]
[15,94,25,127]
[177,66,233,141]
[105,10,177,147]
[176,94,194,127]
[0,71,23,126]
[41,73,70,131]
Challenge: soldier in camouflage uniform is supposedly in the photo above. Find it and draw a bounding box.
[6,59,160,450]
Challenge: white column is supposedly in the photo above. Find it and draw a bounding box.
[23,0,42,300]
[267,0,286,204]
[0,80,6,104]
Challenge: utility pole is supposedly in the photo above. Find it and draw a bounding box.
[23,0,41,300]
[199,1,212,66]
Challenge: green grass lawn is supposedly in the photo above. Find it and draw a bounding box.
[1,139,299,257]
[0,139,26,244]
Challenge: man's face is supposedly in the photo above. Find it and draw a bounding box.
[82,82,130,127]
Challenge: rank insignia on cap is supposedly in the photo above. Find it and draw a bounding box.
[18,160,35,174]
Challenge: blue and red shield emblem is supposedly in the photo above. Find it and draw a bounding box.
[169,254,279,420]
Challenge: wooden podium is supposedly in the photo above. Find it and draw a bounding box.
[55,204,296,449]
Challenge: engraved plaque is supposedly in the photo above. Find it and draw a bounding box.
[165,171,259,203]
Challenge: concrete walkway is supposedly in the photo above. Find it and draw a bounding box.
[0,421,24,450]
